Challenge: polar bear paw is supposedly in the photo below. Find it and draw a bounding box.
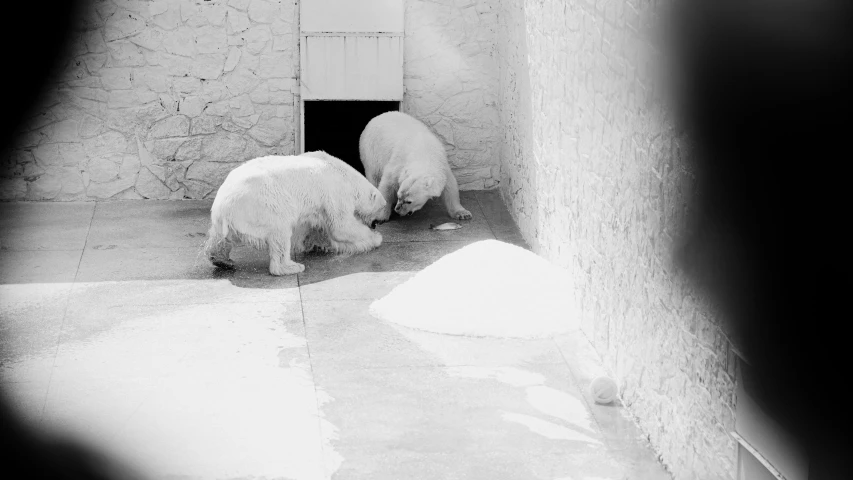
[451,208,473,221]
[270,262,305,276]
[210,256,235,270]
[370,231,383,247]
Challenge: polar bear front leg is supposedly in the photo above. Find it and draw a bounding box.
[268,229,305,276]
[328,216,383,255]
[376,173,397,222]
[441,168,473,220]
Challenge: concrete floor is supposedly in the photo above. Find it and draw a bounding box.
[0,190,670,480]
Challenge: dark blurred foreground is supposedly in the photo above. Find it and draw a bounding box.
[672,0,853,478]
[1,3,144,479]
[2,1,852,479]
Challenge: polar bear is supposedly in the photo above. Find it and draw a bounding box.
[203,151,387,276]
[359,111,473,222]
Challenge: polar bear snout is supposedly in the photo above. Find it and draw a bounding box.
[394,202,419,217]
[369,212,388,229]
[363,189,388,229]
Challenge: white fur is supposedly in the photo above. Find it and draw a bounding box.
[203,151,387,276]
[359,111,473,221]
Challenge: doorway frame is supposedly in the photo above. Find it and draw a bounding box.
[296,0,405,155]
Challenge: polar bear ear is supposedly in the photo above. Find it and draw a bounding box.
[421,176,441,196]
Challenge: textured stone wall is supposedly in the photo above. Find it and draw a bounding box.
[0,0,501,201]
[496,1,738,479]
[403,0,500,191]
[1,0,299,201]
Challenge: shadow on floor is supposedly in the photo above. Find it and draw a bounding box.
[0,190,526,288]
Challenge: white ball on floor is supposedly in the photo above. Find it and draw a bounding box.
[589,376,618,404]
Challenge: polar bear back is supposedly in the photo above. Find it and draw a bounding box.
[359,111,448,184]
[212,153,368,229]
[299,150,378,198]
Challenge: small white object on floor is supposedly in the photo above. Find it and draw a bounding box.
[589,376,618,404]
[369,239,581,339]
[429,222,462,230]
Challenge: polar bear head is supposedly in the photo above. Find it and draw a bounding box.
[356,183,388,229]
[395,175,444,217]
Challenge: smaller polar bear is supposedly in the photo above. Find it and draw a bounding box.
[203,151,387,276]
[359,111,473,221]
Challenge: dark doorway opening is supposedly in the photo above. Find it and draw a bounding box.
[303,100,400,176]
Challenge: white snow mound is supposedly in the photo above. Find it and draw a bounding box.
[368,240,581,338]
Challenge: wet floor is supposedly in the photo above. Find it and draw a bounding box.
[0,190,671,480]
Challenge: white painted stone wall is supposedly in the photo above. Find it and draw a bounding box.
[403,0,500,191]
[0,0,501,201]
[1,0,299,201]
[496,1,738,479]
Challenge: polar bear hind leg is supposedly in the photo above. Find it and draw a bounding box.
[267,227,305,275]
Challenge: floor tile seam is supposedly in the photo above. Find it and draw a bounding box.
[309,361,569,371]
[65,300,304,308]
[378,238,492,244]
[78,246,209,251]
[295,270,332,477]
[72,239,478,249]
[0,248,90,253]
[39,202,99,422]
[0,201,97,205]
[297,298,386,303]
[474,193,500,241]
[299,298,376,304]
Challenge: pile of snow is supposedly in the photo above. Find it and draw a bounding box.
[369,240,581,338]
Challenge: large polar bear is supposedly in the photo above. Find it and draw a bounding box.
[203,151,387,276]
[359,111,473,221]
